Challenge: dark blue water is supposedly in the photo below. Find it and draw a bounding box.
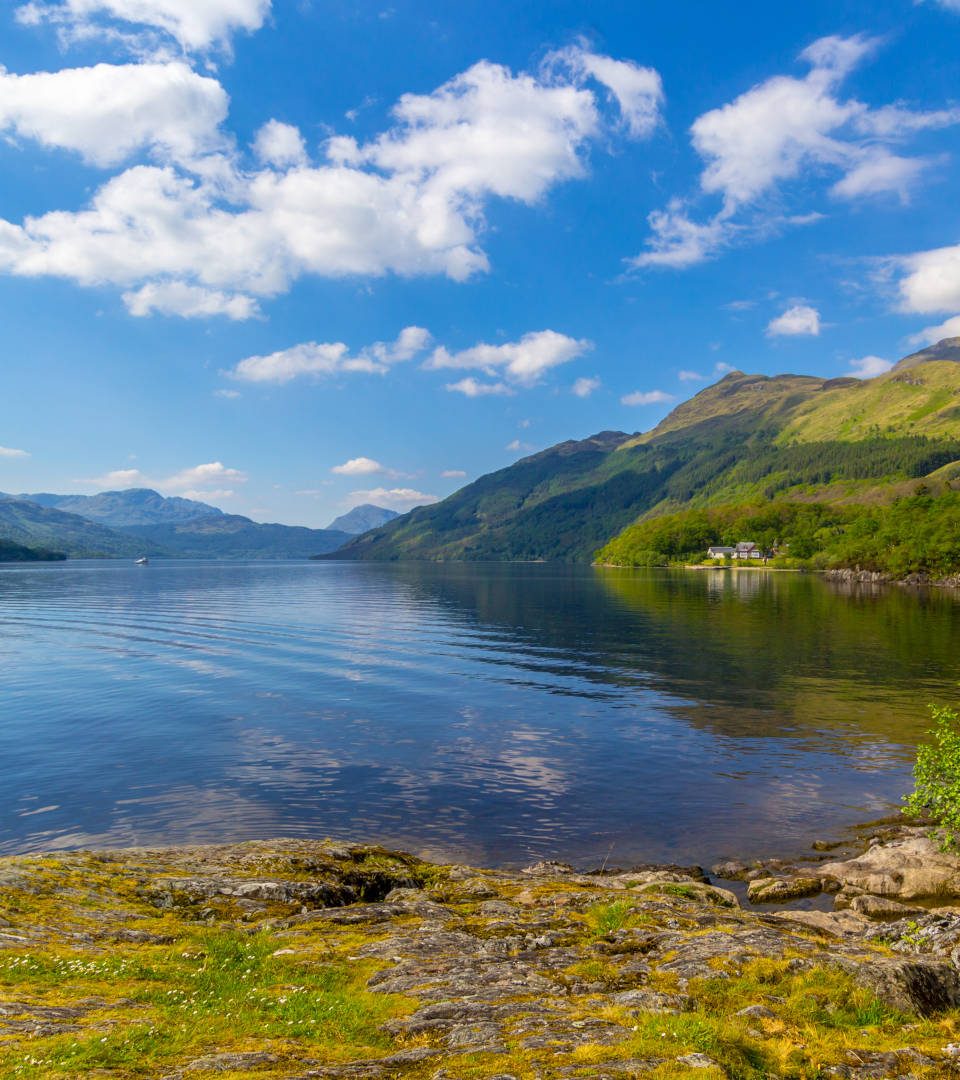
[1,560,958,869]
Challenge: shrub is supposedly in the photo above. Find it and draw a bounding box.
[903,704,960,849]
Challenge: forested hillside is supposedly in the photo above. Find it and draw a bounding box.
[333,339,960,568]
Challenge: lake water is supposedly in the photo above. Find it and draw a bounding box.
[1,560,958,870]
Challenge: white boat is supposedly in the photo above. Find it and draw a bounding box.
[135,556,149,565]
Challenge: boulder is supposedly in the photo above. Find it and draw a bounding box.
[747,876,823,903]
[831,955,960,1016]
[820,836,960,901]
[848,895,925,920]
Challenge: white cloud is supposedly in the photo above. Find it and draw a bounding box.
[846,355,893,378]
[571,376,600,397]
[830,150,932,201]
[505,439,534,452]
[214,388,240,398]
[124,282,259,319]
[0,48,661,316]
[0,445,30,458]
[928,1,960,11]
[441,469,466,478]
[767,304,821,336]
[164,461,245,491]
[632,34,960,268]
[346,487,437,511]
[230,326,431,383]
[253,120,307,168]
[630,200,732,269]
[428,329,590,387]
[894,243,960,314]
[92,460,246,494]
[331,457,385,476]
[17,0,271,52]
[0,62,227,168]
[906,315,960,347]
[620,389,675,406]
[445,377,512,397]
[546,45,664,138]
[677,369,707,382]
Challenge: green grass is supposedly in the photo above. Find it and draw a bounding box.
[0,929,406,1078]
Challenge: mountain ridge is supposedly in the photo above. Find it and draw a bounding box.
[329,338,960,564]
[0,491,351,559]
[327,504,400,534]
[16,488,224,527]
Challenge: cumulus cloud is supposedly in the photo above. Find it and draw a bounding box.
[631,34,960,268]
[906,315,960,347]
[0,445,30,458]
[572,376,600,397]
[445,377,512,397]
[0,47,661,317]
[441,469,466,478]
[545,44,664,138]
[621,389,674,406]
[767,304,821,336]
[631,200,732,269]
[894,243,960,314]
[847,355,893,378]
[253,120,307,168]
[124,282,259,319]
[230,326,431,383]
[677,369,707,382]
[428,329,591,388]
[345,487,437,511]
[331,457,385,476]
[0,62,228,168]
[92,460,246,495]
[16,0,272,53]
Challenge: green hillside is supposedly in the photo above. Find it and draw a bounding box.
[0,537,66,562]
[332,339,960,566]
[595,494,960,577]
[0,499,150,558]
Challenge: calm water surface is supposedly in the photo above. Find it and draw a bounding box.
[1,560,958,869]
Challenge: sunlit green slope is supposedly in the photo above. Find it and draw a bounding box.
[332,339,960,564]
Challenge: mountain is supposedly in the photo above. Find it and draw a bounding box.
[119,514,351,559]
[326,504,400,534]
[17,488,223,527]
[331,339,960,564]
[0,499,152,558]
[891,336,960,372]
[0,494,351,559]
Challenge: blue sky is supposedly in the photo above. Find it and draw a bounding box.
[1,0,959,527]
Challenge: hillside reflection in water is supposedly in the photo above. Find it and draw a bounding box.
[0,560,956,868]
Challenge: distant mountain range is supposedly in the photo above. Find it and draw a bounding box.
[17,488,224,527]
[0,488,351,559]
[331,337,960,568]
[327,503,400,534]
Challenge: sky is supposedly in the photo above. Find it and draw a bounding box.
[1,0,959,528]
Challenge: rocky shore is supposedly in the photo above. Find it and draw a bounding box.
[3,829,960,1078]
[824,569,960,588]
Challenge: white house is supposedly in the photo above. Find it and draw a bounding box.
[734,541,763,559]
[706,541,766,560]
[707,545,736,558]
